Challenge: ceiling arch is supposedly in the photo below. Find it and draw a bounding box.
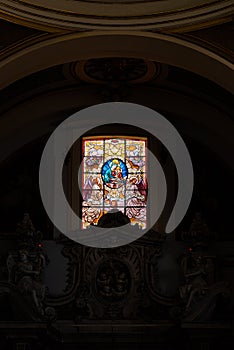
[0,31,233,93]
[0,0,232,32]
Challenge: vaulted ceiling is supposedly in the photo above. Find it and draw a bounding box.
[0,1,233,165]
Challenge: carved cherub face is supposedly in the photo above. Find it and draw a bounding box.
[194,255,202,266]
[19,250,28,262]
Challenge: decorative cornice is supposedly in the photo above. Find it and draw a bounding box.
[0,0,232,32]
[0,31,233,93]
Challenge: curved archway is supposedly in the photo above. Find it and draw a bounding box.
[0,31,233,92]
[0,0,232,32]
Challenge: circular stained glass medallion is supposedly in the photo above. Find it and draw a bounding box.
[101,158,128,189]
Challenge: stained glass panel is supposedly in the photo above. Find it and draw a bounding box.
[81,136,147,229]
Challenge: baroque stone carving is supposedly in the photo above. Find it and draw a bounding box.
[45,243,82,306]
[80,245,142,320]
[10,249,46,315]
[16,212,43,250]
[96,259,130,301]
[181,212,213,244]
[176,251,230,321]
[4,214,56,321]
[8,213,227,324]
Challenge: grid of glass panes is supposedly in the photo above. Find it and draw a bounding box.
[81,136,147,229]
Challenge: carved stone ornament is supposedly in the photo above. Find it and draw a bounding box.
[176,251,230,322]
[44,232,182,321]
[0,215,56,322]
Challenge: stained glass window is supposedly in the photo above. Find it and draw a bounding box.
[81,136,148,229]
